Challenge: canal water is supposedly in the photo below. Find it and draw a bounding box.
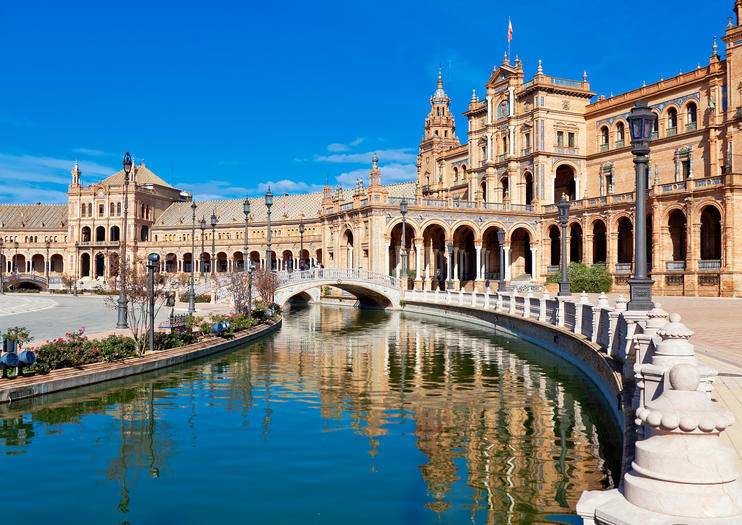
[0,306,620,524]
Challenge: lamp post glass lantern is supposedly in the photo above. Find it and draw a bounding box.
[400,198,408,278]
[146,253,160,353]
[557,194,571,297]
[243,198,250,274]
[200,217,206,276]
[626,101,655,311]
[497,229,506,291]
[265,187,273,272]
[117,152,133,329]
[189,202,197,314]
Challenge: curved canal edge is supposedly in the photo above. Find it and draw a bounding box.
[0,318,282,404]
[403,301,623,429]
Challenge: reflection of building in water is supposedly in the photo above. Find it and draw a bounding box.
[271,307,616,519]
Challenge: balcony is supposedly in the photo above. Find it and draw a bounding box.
[667,127,677,136]
[600,144,609,152]
[699,259,721,270]
[547,265,560,274]
[615,140,624,148]
[651,131,658,139]
[615,263,632,273]
[665,260,686,271]
[521,148,531,156]
[78,241,120,248]
[496,154,507,162]
[686,122,697,131]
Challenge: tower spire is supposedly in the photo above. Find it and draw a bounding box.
[437,64,443,90]
[71,159,81,185]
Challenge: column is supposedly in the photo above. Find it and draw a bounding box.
[486,133,492,162]
[575,177,581,200]
[384,242,390,275]
[446,246,452,282]
[475,245,482,280]
[530,246,538,281]
[349,247,353,269]
[453,248,459,280]
[486,95,492,124]
[508,125,515,156]
[415,243,422,281]
[503,246,511,281]
[508,87,515,117]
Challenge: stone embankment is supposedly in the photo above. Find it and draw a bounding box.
[0,318,281,404]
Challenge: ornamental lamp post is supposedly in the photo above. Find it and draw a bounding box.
[447,241,454,290]
[265,187,273,272]
[199,217,206,276]
[117,152,133,329]
[497,228,506,291]
[73,242,79,296]
[146,253,160,353]
[557,194,572,297]
[13,241,18,274]
[400,198,408,279]
[210,211,217,277]
[243,197,250,274]
[626,101,655,311]
[247,262,255,318]
[299,220,305,271]
[188,202,197,315]
[45,238,50,285]
[0,238,4,294]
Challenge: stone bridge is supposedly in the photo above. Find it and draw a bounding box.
[2,273,48,290]
[274,268,401,308]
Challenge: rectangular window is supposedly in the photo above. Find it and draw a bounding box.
[557,131,564,147]
[98,204,104,216]
[568,132,575,148]
[525,133,531,149]
[681,160,690,180]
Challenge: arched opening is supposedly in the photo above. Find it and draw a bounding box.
[570,223,583,263]
[667,107,678,132]
[81,227,91,243]
[616,122,625,145]
[510,228,532,279]
[481,226,503,284]
[95,253,105,278]
[592,220,607,263]
[140,225,149,242]
[95,226,106,242]
[183,252,194,273]
[524,172,534,205]
[452,225,476,288]
[232,251,243,272]
[217,252,228,273]
[282,250,294,272]
[554,165,576,202]
[50,253,64,273]
[110,226,120,242]
[202,252,211,274]
[422,223,448,289]
[388,222,415,277]
[686,102,697,128]
[549,225,561,266]
[501,175,509,200]
[249,251,261,270]
[480,181,487,202]
[315,248,323,267]
[617,217,633,264]
[165,253,177,273]
[30,254,44,274]
[14,254,26,273]
[81,253,90,277]
[600,126,609,148]
[299,249,310,270]
[109,253,119,279]
[700,206,722,262]
[668,209,687,265]
[342,229,354,269]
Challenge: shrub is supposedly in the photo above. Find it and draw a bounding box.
[52,289,69,294]
[546,262,612,293]
[94,289,118,295]
[31,329,138,374]
[154,331,198,350]
[180,293,211,303]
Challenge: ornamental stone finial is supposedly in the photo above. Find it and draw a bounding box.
[579,291,589,304]
[596,292,610,308]
[645,302,669,335]
[537,59,543,75]
[542,289,551,300]
[624,363,742,518]
[615,294,627,312]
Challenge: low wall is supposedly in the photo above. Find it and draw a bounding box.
[0,318,282,404]
[404,301,623,428]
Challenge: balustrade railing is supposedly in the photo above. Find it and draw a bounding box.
[665,260,686,271]
[698,259,721,270]
[275,268,399,288]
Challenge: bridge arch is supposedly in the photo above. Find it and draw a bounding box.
[274,269,400,309]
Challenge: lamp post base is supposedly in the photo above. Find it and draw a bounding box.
[116,296,129,329]
[558,281,571,297]
[627,277,654,311]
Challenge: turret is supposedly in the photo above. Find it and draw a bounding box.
[71,160,81,186]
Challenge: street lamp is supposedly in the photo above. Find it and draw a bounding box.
[45,238,50,286]
[243,197,250,274]
[73,242,78,296]
[265,187,273,272]
[210,211,217,277]
[400,198,408,279]
[117,152,133,329]
[146,253,160,353]
[626,101,655,311]
[199,217,206,276]
[497,229,506,291]
[299,220,305,271]
[189,202,197,315]
[13,241,18,274]
[447,241,454,290]
[557,194,571,297]
[247,262,255,318]
[0,238,4,294]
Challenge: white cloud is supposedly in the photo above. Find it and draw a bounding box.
[73,147,108,157]
[255,179,324,194]
[315,148,416,164]
[350,137,364,147]
[176,178,325,201]
[327,143,350,152]
[0,153,117,204]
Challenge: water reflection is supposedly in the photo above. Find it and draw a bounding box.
[0,305,619,524]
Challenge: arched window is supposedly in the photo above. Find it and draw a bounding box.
[600,126,609,148]
[109,202,114,215]
[667,108,678,133]
[686,102,697,128]
[652,113,659,138]
[616,122,625,145]
[117,202,121,215]
[81,203,86,217]
[497,100,509,120]
[87,203,92,216]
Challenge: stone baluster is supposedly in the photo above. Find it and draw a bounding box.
[524,290,533,318]
[496,292,504,312]
[508,293,516,315]
[607,295,627,357]
[484,290,490,309]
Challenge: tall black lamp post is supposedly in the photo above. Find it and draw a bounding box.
[243,197,250,274]
[210,211,217,277]
[199,217,206,276]
[627,101,655,310]
[146,253,160,353]
[557,194,571,297]
[13,241,18,274]
[497,229,506,291]
[189,202,197,314]
[265,187,273,271]
[447,241,453,290]
[248,262,254,318]
[45,238,50,285]
[299,220,305,270]
[117,152,133,329]
[0,238,4,294]
[400,198,408,279]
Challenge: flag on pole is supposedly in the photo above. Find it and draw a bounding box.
[508,18,513,42]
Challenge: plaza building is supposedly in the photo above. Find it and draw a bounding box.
[2,1,742,297]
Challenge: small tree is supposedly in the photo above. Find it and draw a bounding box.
[105,256,172,355]
[60,273,76,292]
[253,268,279,305]
[3,326,32,349]
[227,271,251,313]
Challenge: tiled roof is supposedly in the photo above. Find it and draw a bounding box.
[0,204,68,230]
[100,163,175,189]
[156,181,417,227]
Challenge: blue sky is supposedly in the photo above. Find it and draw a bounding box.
[0,0,730,203]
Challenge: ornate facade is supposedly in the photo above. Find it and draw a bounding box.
[2,2,742,296]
